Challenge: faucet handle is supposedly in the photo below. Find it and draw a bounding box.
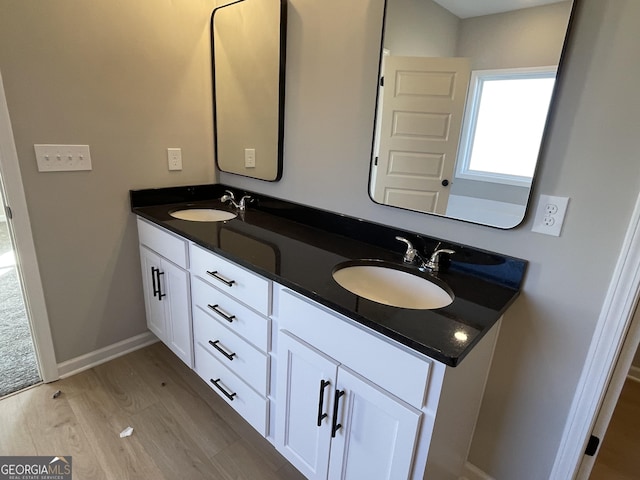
[425,248,455,272]
[238,195,253,210]
[223,189,235,200]
[395,236,417,263]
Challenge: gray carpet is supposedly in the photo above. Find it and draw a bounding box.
[0,221,40,397]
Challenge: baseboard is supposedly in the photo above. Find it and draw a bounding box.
[628,365,640,383]
[57,331,159,378]
[460,461,494,480]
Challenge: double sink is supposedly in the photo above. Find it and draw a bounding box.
[132,183,526,366]
[170,207,454,311]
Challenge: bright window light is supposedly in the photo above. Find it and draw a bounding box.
[457,67,556,186]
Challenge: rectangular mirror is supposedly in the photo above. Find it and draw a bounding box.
[211,0,287,181]
[369,0,576,228]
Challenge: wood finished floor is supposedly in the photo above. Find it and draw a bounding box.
[590,378,640,479]
[0,342,305,480]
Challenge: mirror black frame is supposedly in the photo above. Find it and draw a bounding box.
[211,0,287,182]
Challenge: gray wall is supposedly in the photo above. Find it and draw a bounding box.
[0,0,216,362]
[457,1,573,70]
[223,0,640,478]
[383,0,459,56]
[0,0,638,478]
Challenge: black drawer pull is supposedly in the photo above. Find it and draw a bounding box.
[209,340,236,361]
[156,270,166,299]
[151,266,159,298]
[206,270,236,287]
[207,304,235,323]
[331,389,345,438]
[317,379,330,427]
[210,378,236,401]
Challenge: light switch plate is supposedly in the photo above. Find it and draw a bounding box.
[244,148,256,168]
[34,144,92,172]
[531,194,570,236]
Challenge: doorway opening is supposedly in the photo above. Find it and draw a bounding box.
[0,174,40,396]
[589,349,640,478]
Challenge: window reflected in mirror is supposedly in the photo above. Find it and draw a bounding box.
[457,67,556,185]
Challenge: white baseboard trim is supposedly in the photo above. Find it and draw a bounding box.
[628,365,640,383]
[57,331,159,379]
[460,461,494,480]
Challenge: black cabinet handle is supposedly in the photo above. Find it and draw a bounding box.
[317,380,330,427]
[151,266,159,298]
[209,340,236,361]
[442,179,450,187]
[210,378,236,401]
[331,389,345,437]
[151,267,165,300]
[156,270,166,300]
[207,304,235,323]
[206,270,236,287]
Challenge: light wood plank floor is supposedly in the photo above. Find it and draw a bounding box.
[590,378,640,479]
[0,342,305,480]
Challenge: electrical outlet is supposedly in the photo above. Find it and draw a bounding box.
[167,148,182,171]
[532,194,570,236]
[545,203,558,215]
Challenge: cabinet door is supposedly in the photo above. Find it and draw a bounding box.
[161,259,193,368]
[328,366,421,480]
[140,246,166,342]
[275,331,338,480]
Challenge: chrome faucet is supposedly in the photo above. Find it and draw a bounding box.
[220,190,252,211]
[395,237,455,273]
[423,243,456,273]
[395,236,418,263]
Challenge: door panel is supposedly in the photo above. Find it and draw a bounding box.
[139,246,166,342]
[373,56,471,214]
[328,366,421,480]
[162,260,192,367]
[275,331,338,480]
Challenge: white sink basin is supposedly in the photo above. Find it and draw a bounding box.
[169,209,236,222]
[332,261,453,310]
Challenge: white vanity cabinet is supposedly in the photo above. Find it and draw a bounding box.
[276,330,421,480]
[189,243,271,436]
[273,286,501,480]
[137,218,193,367]
[135,215,502,480]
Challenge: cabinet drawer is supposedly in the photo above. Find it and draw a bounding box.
[191,277,269,352]
[190,244,270,315]
[194,343,268,436]
[137,218,188,268]
[277,288,432,408]
[193,306,268,396]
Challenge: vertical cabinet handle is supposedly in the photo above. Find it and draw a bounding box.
[331,389,345,437]
[210,378,236,401]
[156,270,166,300]
[208,340,236,361]
[317,380,330,427]
[206,270,236,287]
[151,267,159,298]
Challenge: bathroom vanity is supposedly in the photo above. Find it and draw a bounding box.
[131,184,526,480]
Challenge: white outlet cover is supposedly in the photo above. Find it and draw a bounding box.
[167,148,182,171]
[532,194,570,236]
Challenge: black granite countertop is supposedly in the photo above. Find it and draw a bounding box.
[131,184,527,367]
